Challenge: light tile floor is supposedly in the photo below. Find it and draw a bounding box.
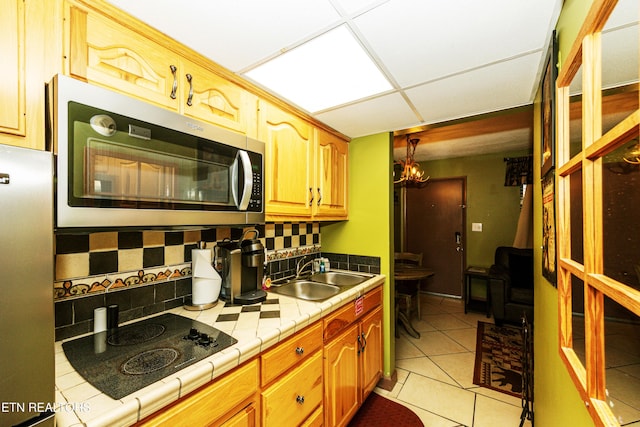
[374,294,532,427]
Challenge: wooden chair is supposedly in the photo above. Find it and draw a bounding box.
[394,252,424,321]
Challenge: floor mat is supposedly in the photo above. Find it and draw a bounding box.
[348,392,424,427]
[473,321,523,398]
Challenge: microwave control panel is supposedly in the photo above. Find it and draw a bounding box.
[248,151,263,212]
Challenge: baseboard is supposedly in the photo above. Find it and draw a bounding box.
[376,370,397,391]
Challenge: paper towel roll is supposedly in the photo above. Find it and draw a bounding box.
[94,307,107,333]
[192,248,222,305]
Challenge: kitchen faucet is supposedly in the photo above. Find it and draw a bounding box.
[295,257,315,278]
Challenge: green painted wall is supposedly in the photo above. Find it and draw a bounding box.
[421,150,530,268]
[321,133,395,378]
[534,1,595,426]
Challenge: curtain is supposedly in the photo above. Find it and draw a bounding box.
[513,185,533,248]
[504,156,533,186]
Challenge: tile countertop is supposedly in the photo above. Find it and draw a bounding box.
[54,273,385,427]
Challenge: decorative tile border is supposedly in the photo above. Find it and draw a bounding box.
[54,263,191,300]
[266,244,321,261]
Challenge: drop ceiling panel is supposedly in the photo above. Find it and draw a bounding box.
[316,92,420,137]
[406,52,542,124]
[404,127,532,161]
[353,0,561,87]
[107,0,341,72]
[331,0,391,15]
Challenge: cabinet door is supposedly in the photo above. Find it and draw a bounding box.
[180,59,248,134]
[324,323,359,427]
[220,402,258,427]
[0,0,25,137]
[259,102,314,218]
[359,306,383,400]
[68,5,180,110]
[314,129,348,219]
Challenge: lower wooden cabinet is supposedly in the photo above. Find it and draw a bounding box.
[261,351,323,427]
[324,323,360,426]
[359,307,383,400]
[323,289,383,427]
[138,284,383,427]
[220,403,257,427]
[136,360,259,426]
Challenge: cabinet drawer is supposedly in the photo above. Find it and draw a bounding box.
[323,286,382,341]
[261,322,322,386]
[138,360,258,426]
[301,405,323,427]
[261,351,323,427]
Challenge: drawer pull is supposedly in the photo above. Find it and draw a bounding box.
[186,73,194,106]
[295,346,304,355]
[296,395,305,404]
[169,65,177,99]
[308,187,314,206]
[357,333,367,354]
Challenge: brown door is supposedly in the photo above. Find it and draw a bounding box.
[405,178,466,297]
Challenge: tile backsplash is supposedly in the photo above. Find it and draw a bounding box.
[54,221,380,341]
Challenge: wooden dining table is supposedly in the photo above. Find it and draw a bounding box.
[394,264,434,339]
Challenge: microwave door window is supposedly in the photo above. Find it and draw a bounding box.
[80,137,233,208]
[183,162,230,205]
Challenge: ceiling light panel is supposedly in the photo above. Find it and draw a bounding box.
[245,25,393,113]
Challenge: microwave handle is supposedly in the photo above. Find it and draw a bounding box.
[231,150,253,210]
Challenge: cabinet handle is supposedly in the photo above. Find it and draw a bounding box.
[308,187,314,206]
[169,65,177,99]
[360,332,367,352]
[186,73,193,106]
[296,395,305,404]
[357,334,362,354]
[295,346,304,355]
[317,187,322,206]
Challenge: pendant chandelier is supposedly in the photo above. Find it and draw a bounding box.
[394,135,429,184]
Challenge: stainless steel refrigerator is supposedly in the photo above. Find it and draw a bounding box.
[0,144,55,426]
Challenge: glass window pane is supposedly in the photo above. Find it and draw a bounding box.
[601,0,639,137]
[604,295,640,424]
[572,275,586,365]
[569,65,584,159]
[570,169,584,264]
[602,142,640,290]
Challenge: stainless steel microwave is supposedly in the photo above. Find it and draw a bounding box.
[47,74,264,229]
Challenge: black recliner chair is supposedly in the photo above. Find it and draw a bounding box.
[488,246,534,325]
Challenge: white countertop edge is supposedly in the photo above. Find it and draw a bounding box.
[55,273,385,426]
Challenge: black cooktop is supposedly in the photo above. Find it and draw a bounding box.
[62,313,237,399]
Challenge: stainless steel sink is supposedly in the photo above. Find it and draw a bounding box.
[310,271,369,287]
[270,280,341,301]
[270,271,371,301]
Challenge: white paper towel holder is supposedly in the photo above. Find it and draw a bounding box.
[185,242,220,311]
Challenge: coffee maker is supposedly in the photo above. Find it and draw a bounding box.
[214,230,267,305]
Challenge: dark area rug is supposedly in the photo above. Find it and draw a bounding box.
[473,321,523,398]
[348,392,424,427]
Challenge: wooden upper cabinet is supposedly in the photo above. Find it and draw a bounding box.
[260,101,349,221]
[66,2,258,136]
[68,5,181,111]
[179,59,248,134]
[0,0,25,137]
[259,101,315,218]
[315,129,348,219]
